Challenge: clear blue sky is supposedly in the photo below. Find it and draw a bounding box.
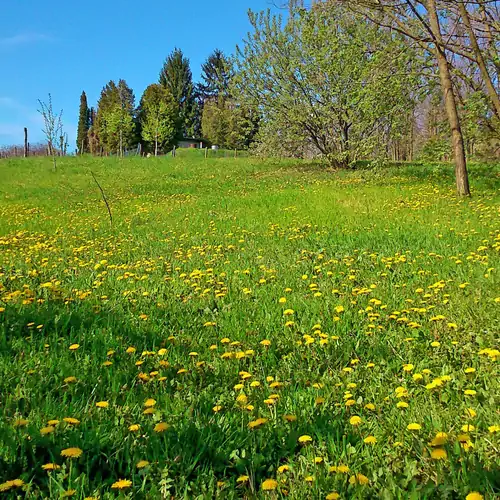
[0,0,276,148]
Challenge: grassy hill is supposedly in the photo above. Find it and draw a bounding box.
[0,153,499,498]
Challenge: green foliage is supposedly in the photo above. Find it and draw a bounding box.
[159,48,198,138]
[139,84,178,154]
[95,80,137,155]
[198,49,234,100]
[76,91,90,154]
[201,97,258,149]
[236,4,421,167]
[0,155,498,498]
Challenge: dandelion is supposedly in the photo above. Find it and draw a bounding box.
[128,424,140,432]
[298,435,312,444]
[260,339,271,346]
[41,425,55,435]
[69,344,80,350]
[154,422,169,433]
[14,418,28,427]
[144,398,156,407]
[64,376,77,383]
[326,493,340,500]
[261,479,278,491]
[61,447,83,458]
[407,423,421,431]
[430,448,447,460]
[111,479,132,490]
[96,401,108,408]
[63,417,80,425]
[429,432,448,446]
[349,473,369,485]
[488,425,499,434]
[349,416,362,426]
[237,475,249,483]
[283,414,297,422]
[42,463,60,471]
[136,460,149,469]
[464,389,477,396]
[248,418,268,429]
[465,493,484,500]
[364,435,377,445]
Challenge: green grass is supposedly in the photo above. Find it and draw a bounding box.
[0,151,499,499]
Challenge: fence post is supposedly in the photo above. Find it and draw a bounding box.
[24,128,28,157]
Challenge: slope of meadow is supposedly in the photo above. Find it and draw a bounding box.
[0,153,499,499]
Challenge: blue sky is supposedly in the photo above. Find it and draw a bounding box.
[0,0,276,148]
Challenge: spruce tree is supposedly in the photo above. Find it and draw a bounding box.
[76,91,90,154]
[199,49,233,101]
[159,48,196,138]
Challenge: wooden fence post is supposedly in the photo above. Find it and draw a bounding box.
[24,128,28,157]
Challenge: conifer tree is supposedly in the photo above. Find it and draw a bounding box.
[159,48,197,137]
[76,91,90,154]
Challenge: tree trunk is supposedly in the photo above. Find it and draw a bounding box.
[427,0,470,196]
[458,1,500,121]
[155,137,158,157]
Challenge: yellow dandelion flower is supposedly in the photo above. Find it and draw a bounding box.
[364,435,377,445]
[63,417,80,425]
[64,376,77,383]
[407,423,421,431]
[61,447,83,458]
[349,416,362,426]
[298,435,313,444]
[212,405,223,413]
[248,418,268,429]
[349,473,369,485]
[69,344,80,350]
[261,479,278,491]
[430,448,447,460]
[278,465,290,473]
[154,422,169,433]
[136,460,149,469]
[144,398,156,407]
[111,479,132,490]
[465,493,483,500]
[283,414,297,422]
[128,424,140,432]
[237,475,249,483]
[42,463,61,471]
[488,425,500,434]
[96,401,109,408]
[40,425,55,435]
[326,493,340,500]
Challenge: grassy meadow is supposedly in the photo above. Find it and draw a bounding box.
[0,152,499,499]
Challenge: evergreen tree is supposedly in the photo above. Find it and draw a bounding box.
[159,48,196,138]
[76,91,90,154]
[199,49,233,101]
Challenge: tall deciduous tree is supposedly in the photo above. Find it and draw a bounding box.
[77,91,90,154]
[159,48,197,137]
[236,5,419,167]
[95,79,137,156]
[326,0,473,194]
[139,84,178,155]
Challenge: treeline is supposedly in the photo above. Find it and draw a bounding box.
[77,49,259,157]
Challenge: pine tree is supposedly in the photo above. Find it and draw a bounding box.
[159,48,196,138]
[76,91,90,154]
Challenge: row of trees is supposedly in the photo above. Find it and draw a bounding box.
[77,49,258,157]
[75,1,499,195]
